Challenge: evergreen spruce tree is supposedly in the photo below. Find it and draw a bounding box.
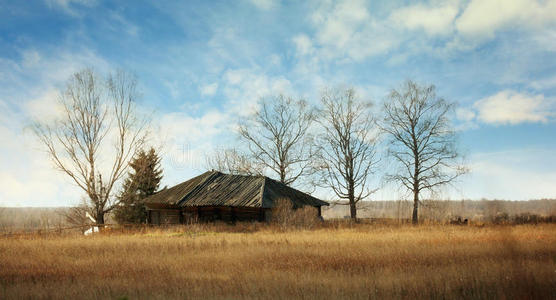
[114,147,163,224]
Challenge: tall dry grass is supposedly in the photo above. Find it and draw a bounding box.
[0,224,554,299]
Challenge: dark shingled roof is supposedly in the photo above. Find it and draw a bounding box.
[145,171,328,208]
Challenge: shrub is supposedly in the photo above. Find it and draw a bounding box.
[270,198,319,230]
[513,213,540,224]
[492,212,510,224]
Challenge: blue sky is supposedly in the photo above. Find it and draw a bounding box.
[1,0,555,206]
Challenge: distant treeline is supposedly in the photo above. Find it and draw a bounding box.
[323,199,556,222]
[1,199,555,232]
[0,207,114,232]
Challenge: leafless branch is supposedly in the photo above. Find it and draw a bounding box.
[32,68,149,224]
[204,148,264,175]
[380,80,468,224]
[315,87,380,219]
[238,95,316,186]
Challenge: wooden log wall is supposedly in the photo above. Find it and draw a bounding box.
[147,209,181,225]
[180,206,267,223]
[148,205,322,224]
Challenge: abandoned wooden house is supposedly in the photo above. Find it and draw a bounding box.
[144,170,329,224]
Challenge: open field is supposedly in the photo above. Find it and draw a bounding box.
[1,223,555,299]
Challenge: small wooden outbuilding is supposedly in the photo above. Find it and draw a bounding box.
[144,171,329,224]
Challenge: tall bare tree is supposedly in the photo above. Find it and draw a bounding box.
[239,95,316,186]
[204,148,263,175]
[316,88,379,220]
[381,80,467,224]
[32,69,148,224]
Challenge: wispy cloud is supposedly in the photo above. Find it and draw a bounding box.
[107,12,139,37]
[200,83,218,96]
[24,89,64,123]
[308,0,400,62]
[297,0,556,62]
[44,0,97,16]
[1,1,556,204]
[248,0,276,11]
[529,75,556,91]
[0,45,111,206]
[222,68,293,116]
[461,149,556,200]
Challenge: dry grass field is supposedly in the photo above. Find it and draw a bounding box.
[1,223,555,299]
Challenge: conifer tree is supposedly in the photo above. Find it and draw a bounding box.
[114,147,163,224]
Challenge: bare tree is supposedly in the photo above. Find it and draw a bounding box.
[32,69,148,225]
[316,88,379,220]
[204,148,263,175]
[239,95,316,186]
[381,80,467,224]
[58,200,91,231]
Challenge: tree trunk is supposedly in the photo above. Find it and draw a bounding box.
[412,190,419,224]
[95,211,105,225]
[349,200,357,220]
[349,182,357,220]
[279,164,287,184]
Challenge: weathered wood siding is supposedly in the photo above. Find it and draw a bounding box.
[148,209,181,225]
[149,206,268,224]
[182,206,267,223]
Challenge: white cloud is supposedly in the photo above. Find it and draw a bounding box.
[529,75,556,90]
[473,90,554,125]
[162,80,182,100]
[21,50,41,68]
[221,68,293,115]
[390,2,459,36]
[292,34,314,56]
[0,46,113,206]
[0,48,110,109]
[302,0,405,61]
[0,170,79,207]
[373,148,556,201]
[454,107,479,130]
[158,110,230,143]
[206,27,260,72]
[311,0,394,61]
[24,89,65,123]
[153,110,234,179]
[46,0,96,6]
[456,107,476,122]
[461,149,556,200]
[268,54,281,66]
[270,77,291,93]
[530,28,556,52]
[224,69,245,85]
[298,0,556,62]
[248,0,276,10]
[0,120,82,207]
[313,0,370,49]
[109,12,139,37]
[456,0,556,40]
[200,83,218,96]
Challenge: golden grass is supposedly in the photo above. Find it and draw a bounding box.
[1,223,555,299]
